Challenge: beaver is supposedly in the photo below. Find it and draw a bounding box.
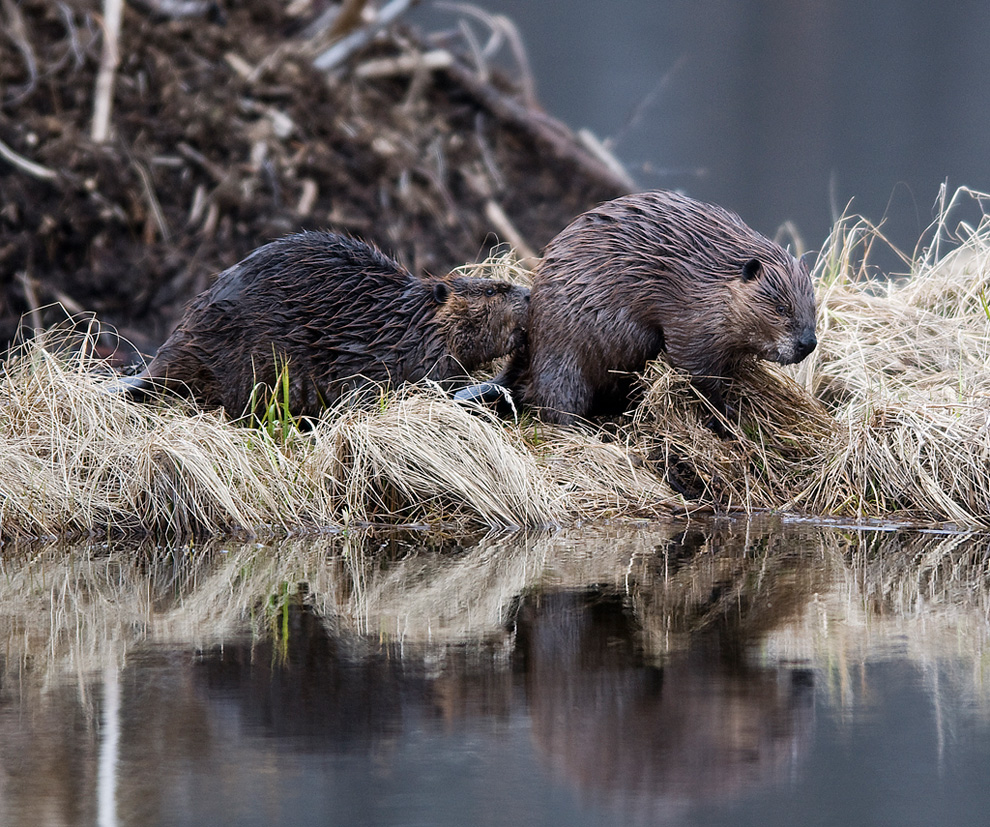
[122,231,530,419]
[497,190,818,425]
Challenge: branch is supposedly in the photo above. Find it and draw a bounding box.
[484,200,537,266]
[313,0,417,71]
[442,59,634,194]
[91,0,125,143]
[0,135,58,181]
[1,0,39,104]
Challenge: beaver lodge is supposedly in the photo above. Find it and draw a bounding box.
[2,2,990,539]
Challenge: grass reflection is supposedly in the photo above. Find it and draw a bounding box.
[0,520,987,686]
[1,520,989,823]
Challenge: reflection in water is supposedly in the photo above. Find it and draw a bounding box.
[514,588,813,821]
[0,520,989,825]
[97,665,120,827]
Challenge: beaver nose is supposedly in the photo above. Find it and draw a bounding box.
[794,330,817,361]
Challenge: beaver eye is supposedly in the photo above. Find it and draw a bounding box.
[484,286,496,297]
[775,304,789,316]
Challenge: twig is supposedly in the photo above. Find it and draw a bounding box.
[131,0,214,19]
[457,17,487,83]
[176,142,226,183]
[577,128,637,191]
[224,51,255,80]
[49,288,87,315]
[326,0,369,40]
[91,0,125,143]
[484,200,538,267]
[300,5,342,41]
[433,2,536,108]
[355,50,452,78]
[313,0,417,71]
[296,179,318,217]
[132,160,171,243]
[0,136,58,181]
[442,59,633,194]
[16,271,43,333]
[187,183,207,225]
[300,0,369,43]
[606,55,685,151]
[1,0,38,104]
[474,113,504,192]
[57,2,88,70]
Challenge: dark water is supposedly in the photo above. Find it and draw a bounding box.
[2,520,990,826]
[415,1,990,265]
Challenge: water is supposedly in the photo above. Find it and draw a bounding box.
[414,1,990,265]
[2,519,990,825]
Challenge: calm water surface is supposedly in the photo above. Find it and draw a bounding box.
[2,519,990,826]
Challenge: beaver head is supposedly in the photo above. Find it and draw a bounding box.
[432,276,530,371]
[567,190,818,381]
[716,252,818,372]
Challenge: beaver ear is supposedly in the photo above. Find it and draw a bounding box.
[799,250,816,271]
[432,283,450,304]
[741,258,763,282]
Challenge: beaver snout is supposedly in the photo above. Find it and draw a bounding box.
[794,330,817,362]
[774,329,817,365]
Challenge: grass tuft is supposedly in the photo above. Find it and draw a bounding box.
[4,187,990,537]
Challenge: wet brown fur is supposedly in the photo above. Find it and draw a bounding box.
[126,231,530,418]
[503,190,817,424]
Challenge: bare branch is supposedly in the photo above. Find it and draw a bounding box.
[1,0,39,104]
[484,200,537,267]
[16,271,43,333]
[326,0,369,40]
[313,0,418,71]
[433,2,536,107]
[56,2,88,69]
[132,160,171,243]
[577,129,637,191]
[443,59,634,194]
[91,0,125,143]
[606,55,686,151]
[0,136,58,181]
[355,50,452,78]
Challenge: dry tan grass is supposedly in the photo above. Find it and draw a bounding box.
[306,385,565,527]
[630,360,835,512]
[618,186,990,526]
[0,318,313,538]
[798,187,990,524]
[0,320,570,537]
[449,247,534,287]
[3,188,990,537]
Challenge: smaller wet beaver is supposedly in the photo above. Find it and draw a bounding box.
[123,231,530,419]
[500,190,817,424]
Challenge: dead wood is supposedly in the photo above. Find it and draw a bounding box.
[0,0,629,360]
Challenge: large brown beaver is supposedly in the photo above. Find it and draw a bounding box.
[498,190,817,424]
[123,231,530,419]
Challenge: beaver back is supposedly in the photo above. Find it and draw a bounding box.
[515,190,817,423]
[138,231,530,418]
